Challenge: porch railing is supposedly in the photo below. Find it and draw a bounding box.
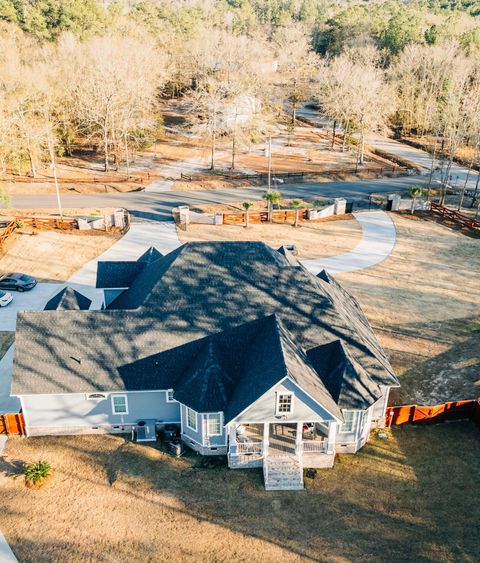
[301,440,327,454]
[236,441,263,455]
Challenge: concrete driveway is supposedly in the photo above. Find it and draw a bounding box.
[302,210,396,275]
[0,283,62,331]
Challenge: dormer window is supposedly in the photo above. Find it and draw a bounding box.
[276,393,293,414]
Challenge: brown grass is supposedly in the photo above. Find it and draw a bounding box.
[178,217,363,260]
[336,213,480,404]
[0,230,122,282]
[1,423,479,562]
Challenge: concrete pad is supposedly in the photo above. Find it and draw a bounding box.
[0,531,18,563]
[0,346,20,413]
[302,211,396,275]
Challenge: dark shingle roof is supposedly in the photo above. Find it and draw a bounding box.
[13,242,398,413]
[308,340,382,410]
[44,287,92,311]
[96,247,164,288]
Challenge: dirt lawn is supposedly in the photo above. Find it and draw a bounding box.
[1,423,479,562]
[335,213,480,404]
[178,217,363,260]
[0,230,121,282]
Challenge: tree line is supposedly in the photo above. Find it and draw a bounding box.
[0,0,479,179]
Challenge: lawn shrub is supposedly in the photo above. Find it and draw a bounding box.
[24,461,52,489]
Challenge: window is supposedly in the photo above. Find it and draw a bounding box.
[207,413,221,436]
[166,389,175,402]
[276,393,293,414]
[186,407,197,431]
[111,394,128,415]
[340,411,354,433]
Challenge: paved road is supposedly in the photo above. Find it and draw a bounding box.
[9,175,422,222]
[296,104,480,193]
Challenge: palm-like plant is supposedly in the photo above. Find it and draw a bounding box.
[263,190,281,223]
[410,185,424,214]
[292,199,302,227]
[24,460,52,489]
[242,201,253,228]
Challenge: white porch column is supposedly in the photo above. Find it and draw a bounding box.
[263,422,269,456]
[295,422,303,455]
[327,421,338,454]
[228,425,237,454]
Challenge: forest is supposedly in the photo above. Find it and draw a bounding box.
[0,0,479,181]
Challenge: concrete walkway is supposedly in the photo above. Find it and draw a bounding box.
[302,210,396,275]
[0,531,17,563]
[69,221,181,286]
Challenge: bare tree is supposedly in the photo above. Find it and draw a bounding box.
[318,53,394,165]
[68,35,165,172]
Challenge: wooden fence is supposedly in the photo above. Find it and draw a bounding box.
[1,174,146,184]
[180,166,403,183]
[16,216,78,230]
[430,202,480,232]
[0,216,78,247]
[0,413,26,435]
[0,219,17,246]
[386,399,480,428]
[223,209,308,225]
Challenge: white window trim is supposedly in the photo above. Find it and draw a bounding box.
[111,394,128,415]
[275,392,294,415]
[166,389,176,403]
[339,411,355,433]
[186,407,198,432]
[206,413,222,437]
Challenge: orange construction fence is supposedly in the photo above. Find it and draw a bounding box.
[386,400,480,428]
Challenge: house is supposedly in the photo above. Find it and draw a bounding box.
[12,242,399,490]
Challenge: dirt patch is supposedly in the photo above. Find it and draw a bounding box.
[335,213,480,404]
[1,424,479,562]
[0,230,122,282]
[178,218,363,260]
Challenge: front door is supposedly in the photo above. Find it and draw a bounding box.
[268,423,297,455]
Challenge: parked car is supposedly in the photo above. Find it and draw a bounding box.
[0,273,37,292]
[0,290,13,307]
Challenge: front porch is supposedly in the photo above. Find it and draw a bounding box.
[227,421,337,470]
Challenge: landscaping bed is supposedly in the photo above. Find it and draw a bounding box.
[1,423,479,562]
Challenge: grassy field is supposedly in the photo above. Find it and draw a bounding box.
[1,423,479,562]
[0,229,122,282]
[178,216,362,260]
[337,213,480,404]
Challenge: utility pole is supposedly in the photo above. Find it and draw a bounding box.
[48,128,63,221]
[426,142,437,201]
[265,135,272,192]
[471,167,480,208]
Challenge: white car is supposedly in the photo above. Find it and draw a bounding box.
[0,289,13,307]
